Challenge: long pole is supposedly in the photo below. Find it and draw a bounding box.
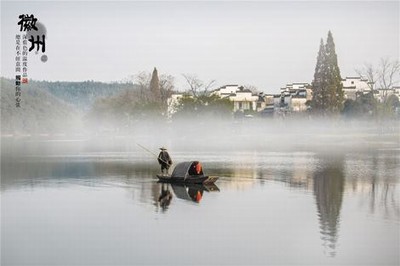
[136,143,169,164]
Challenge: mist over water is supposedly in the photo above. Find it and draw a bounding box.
[4,117,398,156]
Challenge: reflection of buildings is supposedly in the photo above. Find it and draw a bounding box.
[313,155,345,257]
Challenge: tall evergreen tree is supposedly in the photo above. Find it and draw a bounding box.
[149,67,161,102]
[311,31,344,115]
[311,39,327,112]
[325,31,344,113]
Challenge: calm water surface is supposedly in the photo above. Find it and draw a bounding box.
[1,137,399,265]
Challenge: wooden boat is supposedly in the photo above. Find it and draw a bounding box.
[157,161,218,184]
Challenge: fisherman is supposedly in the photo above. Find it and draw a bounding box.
[158,147,172,175]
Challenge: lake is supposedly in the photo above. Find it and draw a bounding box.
[1,130,399,265]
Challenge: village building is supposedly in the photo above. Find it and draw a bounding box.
[341,76,400,103]
[278,82,312,112]
[374,86,400,103]
[167,77,399,119]
[341,77,371,100]
[212,85,260,113]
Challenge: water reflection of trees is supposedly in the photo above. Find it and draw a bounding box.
[346,151,400,221]
[312,154,345,258]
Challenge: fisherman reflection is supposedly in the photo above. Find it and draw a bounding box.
[158,183,173,211]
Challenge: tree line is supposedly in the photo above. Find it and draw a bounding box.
[85,68,234,131]
[2,31,399,134]
[310,31,399,119]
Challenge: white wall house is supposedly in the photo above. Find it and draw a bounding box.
[281,82,310,92]
[341,77,400,103]
[291,96,309,112]
[216,85,240,96]
[394,87,400,100]
[278,82,311,112]
[231,90,259,112]
[341,77,371,100]
[212,85,259,112]
[259,94,274,111]
[168,85,262,118]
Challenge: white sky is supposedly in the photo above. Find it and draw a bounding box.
[1,1,399,93]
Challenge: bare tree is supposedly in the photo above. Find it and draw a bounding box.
[134,71,151,101]
[182,74,215,97]
[133,71,176,106]
[159,74,175,104]
[378,58,400,99]
[243,84,259,93]
[357,58,400,101]
[356,63,379,91]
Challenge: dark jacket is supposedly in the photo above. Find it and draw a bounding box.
[158,151,172,167]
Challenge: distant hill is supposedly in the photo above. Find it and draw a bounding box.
[27,79,137,111]
[1,77,163,134]
[1,78,83,134]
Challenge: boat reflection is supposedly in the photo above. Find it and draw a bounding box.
[157,182,220,210]
[172,183,220,203]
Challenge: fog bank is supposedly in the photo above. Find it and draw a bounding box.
[2,118,398,161]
